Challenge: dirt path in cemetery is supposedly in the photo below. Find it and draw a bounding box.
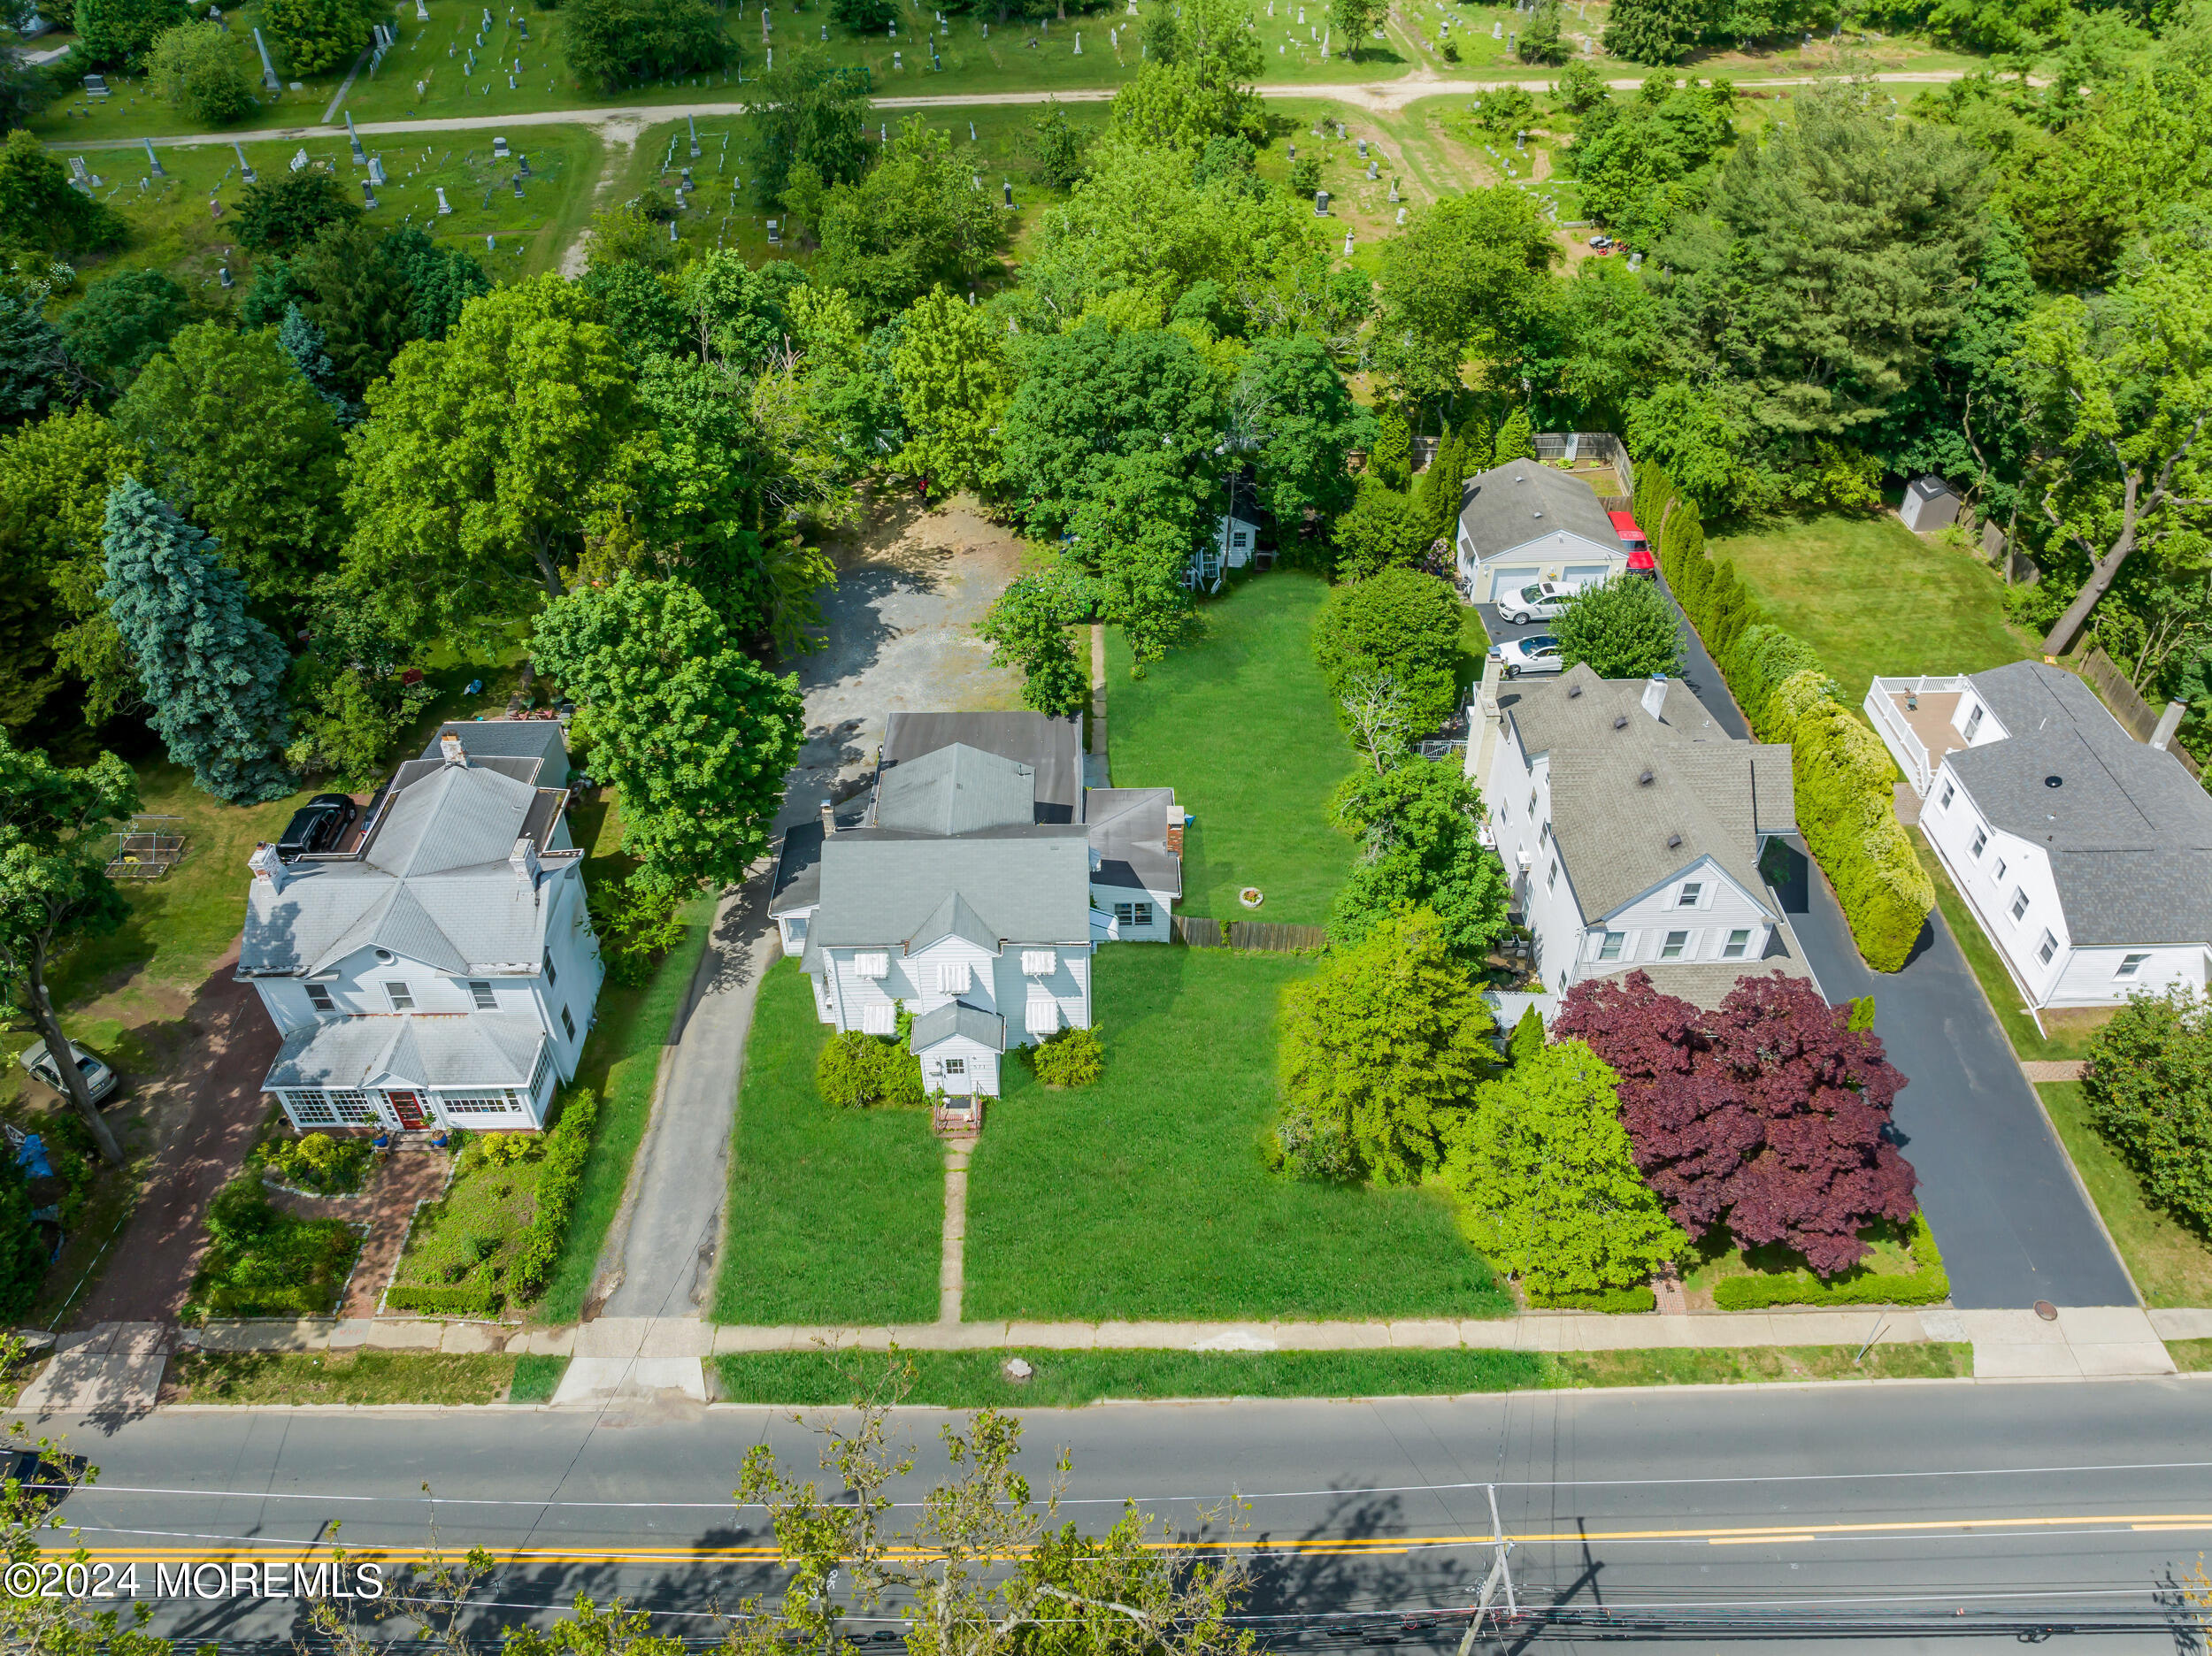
[557,114,644,277]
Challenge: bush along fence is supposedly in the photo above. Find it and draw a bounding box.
[1710,1216,1949,1310]
[1636,464,1933,973]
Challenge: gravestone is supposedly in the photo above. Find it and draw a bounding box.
[1072,30,1079,50]
[486,233,495,249]
[1342,230,1354,255]
[518,13,528,34]
[493,134,509,157]
[688,114,700,157]
[1357,138,1367,157]
[435,185,453,213]
[251,22,280,85]
[1395,205,1406,224]
[1313,188,1328,214]
[347,111,366,164]
[81,73,107,94]
[969,121,977,140]
[506,73,514,87]
[416,0,429,17]
[234,140,257,182]
[362,178,378,206]
[766,218,781,244]
[668,219,678,241]
[288,147,309,172]
[1367,159,1376,179]
[511,175,522,196]
[369,154,387,184]
[1491,19,1500,34]
[893,48,901,65]
[1286,142,1294,158]
[219,266,234,287]
[515,152,529,176]
[1387,179,1398,201]
[142,136,164,176]
[66,156,94,193]
[1627,250,1642,270]
[1003,180,1013,206]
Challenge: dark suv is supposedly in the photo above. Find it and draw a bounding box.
[276,793,359,860]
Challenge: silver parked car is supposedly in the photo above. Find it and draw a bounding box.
[16,1039,119,1106]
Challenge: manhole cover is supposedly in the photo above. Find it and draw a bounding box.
[2033,1300,2058,1321]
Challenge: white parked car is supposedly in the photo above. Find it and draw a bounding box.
[17,1039,119,1105]
[1498,579,1586,625]
[1494,634,1564,678]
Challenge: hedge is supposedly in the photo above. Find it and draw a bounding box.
[1527,1284,1658,1313]
[1710,1216,1949,1309]
[1632,484,1932,974]
[507,1088,601,1304]
[383,1280,502,1317]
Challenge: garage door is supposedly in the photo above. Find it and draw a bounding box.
[1489,566,1544,603]
[1564,563,1616,585]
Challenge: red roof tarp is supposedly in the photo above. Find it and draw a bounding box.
[1609,510,1647,544]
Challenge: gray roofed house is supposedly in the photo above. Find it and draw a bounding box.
[418,719,570,787]
[1454,462,1631,604]
[772,709,1183,1104]
[1472,661,1818,1011]
[1897,658,2212,1008]
[239,727,602,1136]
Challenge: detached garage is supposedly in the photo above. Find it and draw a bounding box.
[1455,463,1632,603]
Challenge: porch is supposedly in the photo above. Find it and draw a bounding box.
[1863,675,1972,797]
[264,1013,554,1132]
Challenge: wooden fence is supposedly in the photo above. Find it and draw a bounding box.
[1171,916,1332,952]
[2080,648,2200,780]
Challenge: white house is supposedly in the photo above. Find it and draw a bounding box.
[237,725,603,1134]
[1469,660,1819,1009]
[1455,461,1632,605]
[1870,660,2212,1010]
[769,711,1182,1100]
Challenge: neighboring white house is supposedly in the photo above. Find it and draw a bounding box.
[1455,461,1632,605]
[768,711,1182,1099]
[237,725,603,1134]
[1468,660,1819,1010]
[1870,660,2212,1010]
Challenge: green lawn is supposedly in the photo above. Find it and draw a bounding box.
[1710,511,2033,707]
[963,947,1509,1322]
[535,889,718,1322]
[713,1341,1970,1406]
[1106,572,1356,927]
[711,958,946,1325]
[167,1350,519,1404]
[2036,1082,2212,1308]
[1910,828,2112,1062]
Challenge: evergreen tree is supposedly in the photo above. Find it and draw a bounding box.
[99,479,294,804]
[1492,404,1535,464]
[277,302,350,420]
[1601,0,1702,63]
[1368,402,1412,491]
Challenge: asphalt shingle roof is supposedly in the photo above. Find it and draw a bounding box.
[265,1013,545,1090]
[1457,463,1624,560]
[1949,662,2212,946]
[874,744,1038,834]
[1085,787,1182,895]
[910,1001,1005,1053]
[801,827,1094,968]
[880,711,1081,823]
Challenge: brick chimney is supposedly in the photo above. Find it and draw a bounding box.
[441,730,466,765]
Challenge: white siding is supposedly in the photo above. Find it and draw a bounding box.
[819,937,1094,1047]
[1591,858,1772,973]
[2051,944,2207,1007]
[1458,528,1624,602]
[918,1036,998,1097]
[1092,885,1173,941]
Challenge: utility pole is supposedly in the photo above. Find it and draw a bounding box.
[1456,1484,1517,1655]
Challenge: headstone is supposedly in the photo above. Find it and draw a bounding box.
[1002,180,1013,207]
[1492,18,1500,34]
[346,111,366,164]
[893,48,901,65]
[81,72,108,94]
[416,0,428,16]
[288,147,309,172]
[66,155,93,193]
[1627,250,1643,270]
[1342,230,1354,255]
[680,165,692,189]
[766,218,781,244]
[688,114,700,157]
[486,233,495,249]
[493,134,509,157]
[515,152,529,176]
[668,218,678,241]
[369,154,386,184]
[969,121,977,140]
[210,195,223,218]
[362,178,378,207]
[434,185,452,213]
[234,140,257,182]
[1387,179,1398,201]
[219,265,234,287]
[1286,142,1294,158]
[511,174,523,196]
[506,72,515,87]
[1073,30,1079,50]
[1357,138,1367,157]
[251,24,280,87]
[1367,159,1376,179]
[1394,205,1406,224]
[518,14,528,34]
[142,136,165,177]
[1313,188,1328,215]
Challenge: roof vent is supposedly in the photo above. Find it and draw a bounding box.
[1567,682,1583,698]
[2045,774,2063,788]
[1638,769,1655,786]
[1667,832,1682,848]
[1612,714,1628,730]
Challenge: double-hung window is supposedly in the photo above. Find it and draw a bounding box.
[2037,931,2059,965]
[1970,827,1988,859]
[560,1005,576,1039]
[1660,931,1690,960]
[1547,859,1559,892]
[306,982,334,1013]
[1676,882,1702,908]
[543,949,558,988]
[1939,781,1955,809]
[1596,932,1624,962]
[1722,928,1751,959]
[2009,889,2029,923]
[385,981,415,1011]
[1963,705,1985,740]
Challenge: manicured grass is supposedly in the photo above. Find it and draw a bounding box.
[508,1353,570,1402]
[1910,828,2108,1062]
[964,947,1509,1322]
[711,959,945,1325]
[535,890,718,1322]
[2036,1082,2212,1309]
[1106,572,1356,926]
[2169,1339,2212,1374]
[712,1342,1971,1405]
[1710,511,2032,708]
[1678,1222,1936,1310]
[166,1350,518,1405]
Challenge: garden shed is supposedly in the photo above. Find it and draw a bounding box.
[1899,476,1964,533]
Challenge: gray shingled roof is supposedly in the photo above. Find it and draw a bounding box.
[1506,665,1793,922]
[874,744,1037,834]
[1950,662,2212,946]
[1086,787,1182,895]
[801,827,1094,970]
[418,720,569,787]
[264,1012,545,1090]
[881,710,1080,823]
[1589,916,1820,1008]
[241,761,568,978]
[1457,463,1623,560]
[909,1001,1005,1053]
[770,818,825,917]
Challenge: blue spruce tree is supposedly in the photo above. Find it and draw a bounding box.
[277,301,352,422]
[101,479,296,804]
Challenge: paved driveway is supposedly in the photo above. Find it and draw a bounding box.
[1655,581,2136,1311]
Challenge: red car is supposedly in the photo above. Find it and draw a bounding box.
[1609,510,1656,578]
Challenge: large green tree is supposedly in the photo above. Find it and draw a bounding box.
[234,171,363,253]
[1443,1038,1686,1300]
[2011,233,2212,655]
[2083,985,2212,1233]
[1310,567,1463,731]
[0,732,137,1165]
[145,17,257,124]
[1373,187,1557,402]
[743,46,874,210]
[1272,907,1496,1184]
[803,119,1006,326]
[0,284,69,426]
[261,0,382,75]
[114,321,348,618]
[563,0,732,92]
[530,573,803,904]
[73,0,188,67]
[57,270,196,396]
[1553,574,1687,679]
[1066,448,1207,667]
[101,479,294,804]
[1231,334,1369,529]
[1601,0,1702,62]
[888,286,1012,494]
[1328,758,1512,957]
[340,277,654,649]
[0,131,123,257]
[976,566,1094,718]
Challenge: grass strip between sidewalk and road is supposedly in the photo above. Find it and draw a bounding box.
[509,1353,571,1403]
[2169,1340,2212,1374]
[535,893,718,1323]
[166,1350,520,1406]
[712,1343,1973,1407]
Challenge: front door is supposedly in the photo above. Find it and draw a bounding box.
[386,1090,427,1130]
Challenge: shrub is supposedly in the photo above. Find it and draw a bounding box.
[1784,681,1932,971]
[234,171,363,253]
[1526,1284,1658,1312]
[188,1177,360,1319]
[254,1130,373,1196]
[2083,986,2212,1232]
[1710,1216,1949,1309]
[146,19,257,124]
[1028,1025,1103,1088]
[506,1089,600,1304]
[816,1025,926,1108]
[383,1280,502,1316]
[1552,574,1685,679]
[1311,566,1463,733]
[1722,624,1832,740]
[588,878,687,988]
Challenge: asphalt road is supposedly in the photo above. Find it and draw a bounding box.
[43,1377,2212,1650]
